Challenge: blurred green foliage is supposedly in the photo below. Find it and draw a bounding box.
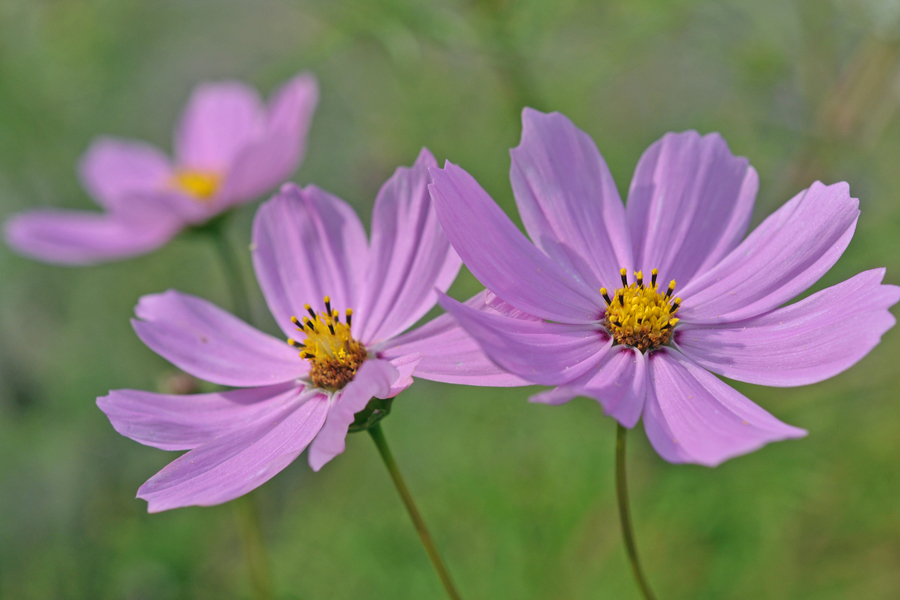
[2,0,900,598]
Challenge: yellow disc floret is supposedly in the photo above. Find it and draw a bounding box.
[602,268,680,353]
[171,169,222,201]
[287,296,367,390]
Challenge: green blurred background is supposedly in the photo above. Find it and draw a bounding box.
[2,0,900,598]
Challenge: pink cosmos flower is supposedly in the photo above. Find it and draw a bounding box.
[5,72,318,265]
[97,149,523,512]
[430,108,900,467]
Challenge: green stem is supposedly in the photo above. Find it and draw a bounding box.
[207,218,252,323]
[616,424,657,600]
[368,424,463,600]
[234,494,274,600]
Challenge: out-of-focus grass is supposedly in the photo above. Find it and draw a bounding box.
[1,0,900,598]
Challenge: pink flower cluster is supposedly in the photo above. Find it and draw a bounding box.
[5,73,897,512]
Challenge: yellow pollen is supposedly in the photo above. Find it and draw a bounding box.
[290,298,366,390]
[171,169,221,200]
[602,268,680,352]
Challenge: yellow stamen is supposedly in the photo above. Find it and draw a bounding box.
[289,296,366,390]
[603,267,680,352]
[171,169,221,200]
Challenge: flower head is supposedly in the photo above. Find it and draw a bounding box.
[430,108,900,467]
[97,149,523,512]
[5,72,318,265]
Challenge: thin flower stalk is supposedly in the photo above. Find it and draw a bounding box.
[616,425,655,600]
[369,424,463,600]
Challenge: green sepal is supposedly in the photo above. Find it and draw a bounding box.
[348,396,395,433]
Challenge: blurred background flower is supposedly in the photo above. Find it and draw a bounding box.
[1,0,900,598]
[4,72,317,264]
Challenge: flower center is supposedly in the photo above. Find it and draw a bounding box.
[287,296,367,391]
[171,169,221,201]
[602,268,680,353]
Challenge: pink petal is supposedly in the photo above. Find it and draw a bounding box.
[484,290,543,322]
[429,162,604,324]
[78,137,173,210]
[264,71,318,166]
[627,131,758,289]
[307,359,398,472]
[3,210,179,265]
[676,268,900,386]
[530,345,647,428]
[437,292,610,386]
[678,182,859,324]
[252,183,369,337]
[174,81,265,171]
[124,188,214,225]
[643,349,806,467]
[138,388,329,512]
[510,108,633,291]
[387,353,422,397]
[216,136,301,207]
[132,290,307,387]
[216,73,319,208]
[378,292,530,387]
[97,382,298,451]
[357,148,462,343]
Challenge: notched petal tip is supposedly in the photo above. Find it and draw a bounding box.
[518,106,580,130]
[414,147,438,169]
[644,349,807,467]
[133,288,179,321]
[278,181,300,195]
[280,71,319,98]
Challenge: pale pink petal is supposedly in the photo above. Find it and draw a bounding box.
[307,359,398,472]
[627,131,758,288]
[437,292,610,386]
[386,353,422,397]
[97,382,298,451]
[264,71,318,167]
[216,74,319,208]
[216,137,300,207]
[252,183,369,338]
[174,81,265,171]
[510,108,633,291]
[530,345,647,428]
[78,137,173,210]
[357,149,461,343]
[379,292,530,387]
[676,269,900,386]
[123,188,214,225]
[430,163,604,323]
[3,210,179,265]
[133,290,307,387]
[138,388,329,512]
[643,349,806,467]
[677,182,859,324]
[483,291,543,322]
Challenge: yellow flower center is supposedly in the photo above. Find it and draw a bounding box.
[287,296,367,391]
[171,169,221,201]
[602,268,680,353]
